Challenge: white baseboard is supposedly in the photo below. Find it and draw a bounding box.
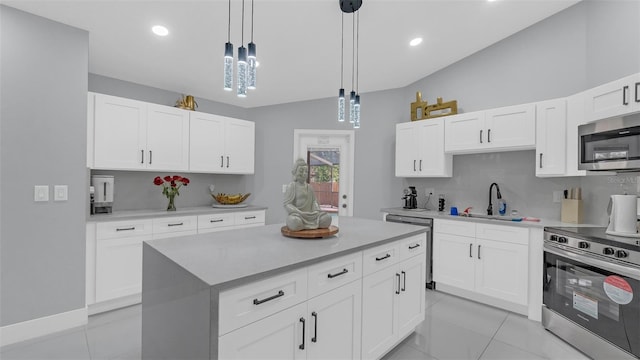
[0,307,88,347]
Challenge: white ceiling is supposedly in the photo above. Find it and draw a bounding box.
[3,0,581,108]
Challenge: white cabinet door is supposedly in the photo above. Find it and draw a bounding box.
[484,103,536,151]
[218,302,307,360]
[225,118,255,174]
[433,232,475,292]
[397,254,426,338]
[189,112,226,172]
[306,280,362,360]
[584,73,640,122]
[395,122,420,177]
[536,99,567,177]
[361,266,399,360]
[93,93,147,170]
[145,104,190,171]
[417,119,452,177]
[444,111,484,153]
[474,238,528,306]
[95,234,151,302]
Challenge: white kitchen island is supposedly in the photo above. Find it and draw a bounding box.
[141,217,428,360]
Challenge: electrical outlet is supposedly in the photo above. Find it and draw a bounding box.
[282,184,288,193]
[553,190,564,203]
[425,188,435,197]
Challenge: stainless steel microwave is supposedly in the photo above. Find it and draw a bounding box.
[579,114,640,171]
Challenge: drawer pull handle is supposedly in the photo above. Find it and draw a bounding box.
[396,273,401,295]
[401,271,406,292]
[408,243,420,250]
[469,243,473,258]
[245,216,256,220]
[116,227,135,232]
[311,311,318,343]
[167,222,184,227]
[327,268,348,279]
[375,254,391,261]
[478,244,481,259]
[253,290,284,305]
[141,150,144,164]
[623,85,629,105]
[299,317,306,350]
[210,219,224,223]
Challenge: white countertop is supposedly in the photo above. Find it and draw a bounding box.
[88,205,268,223]
[380,207,602,228]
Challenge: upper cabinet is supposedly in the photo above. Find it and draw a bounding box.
[444,103,535,154]
[89,92,254,174]
[584,73,640,122]
[395,118,452,178]
[535,98,567,177]
[189,112,255,174]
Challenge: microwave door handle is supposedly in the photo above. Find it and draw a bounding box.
[623,85,629,106]
[544,243,640,280]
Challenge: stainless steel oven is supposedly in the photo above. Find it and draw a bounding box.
[385,214,434,289]
[543,227,640,359]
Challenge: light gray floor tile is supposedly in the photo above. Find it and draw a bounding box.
[425,289,446,309]
[408,314,493,360]
[85,315,141,360]
[86,304,141,329]
[0,327,90,360]
[426,293,508,337]
[479,340,546,360]
[382,338,439,360]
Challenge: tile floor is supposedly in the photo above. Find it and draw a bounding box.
[1,290,591,360]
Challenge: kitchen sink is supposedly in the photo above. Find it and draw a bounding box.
[464,213,522,222]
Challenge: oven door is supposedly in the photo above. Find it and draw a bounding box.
[543,244,640,357]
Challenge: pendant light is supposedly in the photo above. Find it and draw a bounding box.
[337,13,345,122]
[223,0,233,91]
[353,10,361,128]
[237,0,248,97]
[247,0,257,90]
[349,11,356,124]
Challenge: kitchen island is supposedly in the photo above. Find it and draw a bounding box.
[141,217,428,359]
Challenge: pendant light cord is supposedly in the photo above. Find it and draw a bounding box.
[351,12,355,91]
[227,0,231,42]
[241,0,245,45]
[356,11,359,94]
[251,0,254,41]
[340,13,344,88]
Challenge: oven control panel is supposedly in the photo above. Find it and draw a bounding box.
[544,231,640,267]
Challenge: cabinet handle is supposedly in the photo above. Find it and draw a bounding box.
[221,155,224,168]
[327,268,348,279]
[103,183,107,197]
[401,271,406,292]
[635,82,640,103]
[478,244,481,259]
[419,159,422,171]
[469,243,473,258]
[396,273,401,295]
[253,290,285,305]
[376,254,391,261]
[413,160,416,171]
[245,216,256,220]
[141,150,144,164]
[116,227,135,232]
[167,222,183,227]
[408,243,420,250]
[299,317,306,350]
[311,311,318,343]
[539,153,543,168]
[149,150,152,164]
[488,129,491,143]
[623,85,629,105]
[227,156,230,168]
[210,219,224,223]
[479,130,483,143]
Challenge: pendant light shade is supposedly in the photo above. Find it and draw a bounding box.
[349,90,356,124]
[224,42,233,91]
[248,42,257,90]
[353,94,361,129]
[237,46,248,97]
[338,88,346,122]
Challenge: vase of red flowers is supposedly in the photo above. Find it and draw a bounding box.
[153,175,190,211]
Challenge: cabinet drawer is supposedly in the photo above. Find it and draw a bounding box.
[307,252,362,298]
[476,223,528,245]
[234,211,265,226]
[96,219,152,240]
[219,268,308,335]
[399,234,426,261]
[198,213,235,231]
[434,219,475,237]
[363,241,401,275]
[152,215,197,235]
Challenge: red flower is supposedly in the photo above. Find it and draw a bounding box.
[181,178,190,186]
[153,176,164,186]
[163,175,172,182]
[173,175,183,182]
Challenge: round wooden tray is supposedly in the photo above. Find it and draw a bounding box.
[281,225,339,239]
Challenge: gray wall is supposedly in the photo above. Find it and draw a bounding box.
[1,6,88,326]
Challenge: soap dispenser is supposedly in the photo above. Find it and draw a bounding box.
[498,198,507,216]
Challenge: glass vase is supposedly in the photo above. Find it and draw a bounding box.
[166,193,176,211]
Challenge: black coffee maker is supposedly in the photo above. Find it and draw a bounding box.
[402,186,418,209]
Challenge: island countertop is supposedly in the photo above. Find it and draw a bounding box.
[144,216,426,290]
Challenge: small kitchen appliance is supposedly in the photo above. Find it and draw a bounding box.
[402,186,418,209]
[91,175,114,214]
[543,226,640,359]
[607,194,640,237]
[578,113,640,172]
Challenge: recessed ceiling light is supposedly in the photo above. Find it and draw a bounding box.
[152,25,169,37]
[409,37,423,47]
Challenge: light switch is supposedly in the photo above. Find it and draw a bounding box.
[282,184,288,193]
[54,185,68,201]
[34,185,49,202]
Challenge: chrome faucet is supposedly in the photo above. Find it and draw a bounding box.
[487,183,502,215]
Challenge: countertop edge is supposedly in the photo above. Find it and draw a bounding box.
[88,205,268,223]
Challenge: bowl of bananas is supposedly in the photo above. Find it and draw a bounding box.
[211,192,251,206]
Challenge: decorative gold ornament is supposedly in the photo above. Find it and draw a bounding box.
[175,94,198,111]
[410,92,458,121]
